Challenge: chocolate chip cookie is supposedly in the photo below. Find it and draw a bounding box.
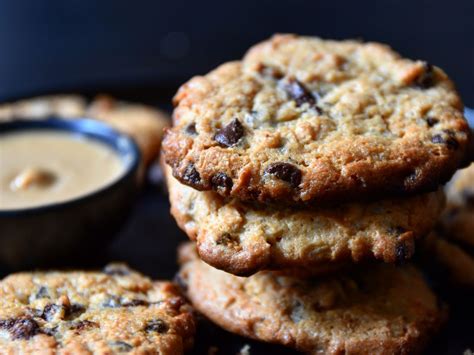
[0,263,195,353]
[422,232,474,288]
[0,94,169,168]
[87,95,169,167]
[163,34,470,205]
[178,243,446,354]
[421,164,474,287]
[441,163,474,247]
[165,165,445,276]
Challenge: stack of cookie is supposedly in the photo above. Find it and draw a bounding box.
[162,34,471,353]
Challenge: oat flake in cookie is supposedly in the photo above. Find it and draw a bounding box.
[163,34,470,205]
[165,165,445,276]
[178,243,446,355]
[0,263,195,354]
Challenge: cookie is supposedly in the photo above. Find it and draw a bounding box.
[163,34,470,205]
[164,164,445,276]
[0,95,87,120]
[420,164,474,287]
[178,243,446,354]
[87,95,169,167]
[422,232,474,288]
[0,263,195,353]
[441,163,474,247]
[0,94,169,168]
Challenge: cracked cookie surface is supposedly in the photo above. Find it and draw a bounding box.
[0,263,195,354]
[163,34,470,205]
[165,165,445,276]
[178,243,446,355]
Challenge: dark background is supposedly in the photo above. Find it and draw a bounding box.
[0,0,473,105]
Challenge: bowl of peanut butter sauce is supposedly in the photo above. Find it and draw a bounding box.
[0,118,140,269]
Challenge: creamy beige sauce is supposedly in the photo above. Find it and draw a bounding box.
[0,130,125,209]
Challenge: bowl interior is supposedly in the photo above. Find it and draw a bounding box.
[0,117,141,214]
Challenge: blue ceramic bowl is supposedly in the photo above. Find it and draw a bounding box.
[0,118,141,269]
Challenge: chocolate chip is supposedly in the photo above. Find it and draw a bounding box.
[211,173,233,193]
[216,233,239,246]
[122,299,149,307]
[395,243,410,265]
[431,134,444,144]
[415,62,435,88]
[258,64,284,80]
[67,304,86,319]
[145,319,169,333]
[69,320,99,331]
[444,130,460,150]
[290,299,305,323]
[281,78,318,108]
[42,303,84,322]
[0,317,40,340]
[41,304,62,322]
[214,118,244,147]
[462,190,474,206]
[108,341,133,352]
[265,162,302,188]
[34,286,50,299]
[431,133,459,150]
[103,264,131,276]
[182,164,201,184]
[426,117,439,127]
[184,122,197,135]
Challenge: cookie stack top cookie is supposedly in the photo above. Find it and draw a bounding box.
[163,34,470,205]
[163,34,470,276]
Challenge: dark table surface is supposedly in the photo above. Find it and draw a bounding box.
[0,96,473,354]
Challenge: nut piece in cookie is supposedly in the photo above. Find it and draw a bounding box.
[0,263,195,353]
[178,243,447,355]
